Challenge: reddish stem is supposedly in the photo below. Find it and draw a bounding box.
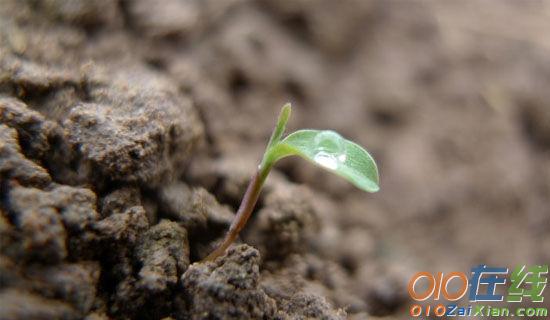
[203,168,267,261]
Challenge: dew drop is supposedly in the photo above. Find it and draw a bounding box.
[312,131,348,169]
[313,131,345,154]
[314,151,339,170]
[338,154,347,162]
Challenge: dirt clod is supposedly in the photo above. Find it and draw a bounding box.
[182,245,277,320]
[135,219,190,292]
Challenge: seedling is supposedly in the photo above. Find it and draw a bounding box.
[204,103,379,261]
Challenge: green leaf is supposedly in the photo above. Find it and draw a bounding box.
[268,130,379,193]
[266,103,291,150]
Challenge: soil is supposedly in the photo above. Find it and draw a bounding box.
[1,1,550,319]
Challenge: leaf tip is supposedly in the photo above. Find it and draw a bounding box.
[281,102,292,118]
[275,102,292,133]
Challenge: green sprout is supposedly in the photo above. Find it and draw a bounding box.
[204,103,379,261]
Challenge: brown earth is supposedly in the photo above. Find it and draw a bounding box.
[1,1,550,319]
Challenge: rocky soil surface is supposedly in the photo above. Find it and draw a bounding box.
[1,1,550,319]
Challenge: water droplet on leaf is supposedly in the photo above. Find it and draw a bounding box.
[312,131,348,169]
[314,151,339,169]
[279,128,379,193]
[338,154,347,162]
[313,131,345,154]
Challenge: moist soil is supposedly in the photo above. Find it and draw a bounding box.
[1,1,550,319]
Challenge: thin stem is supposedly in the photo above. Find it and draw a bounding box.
[202,104,290,261]
[203,164,272,261]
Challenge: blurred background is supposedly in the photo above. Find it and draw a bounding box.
[1,0,550,319]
